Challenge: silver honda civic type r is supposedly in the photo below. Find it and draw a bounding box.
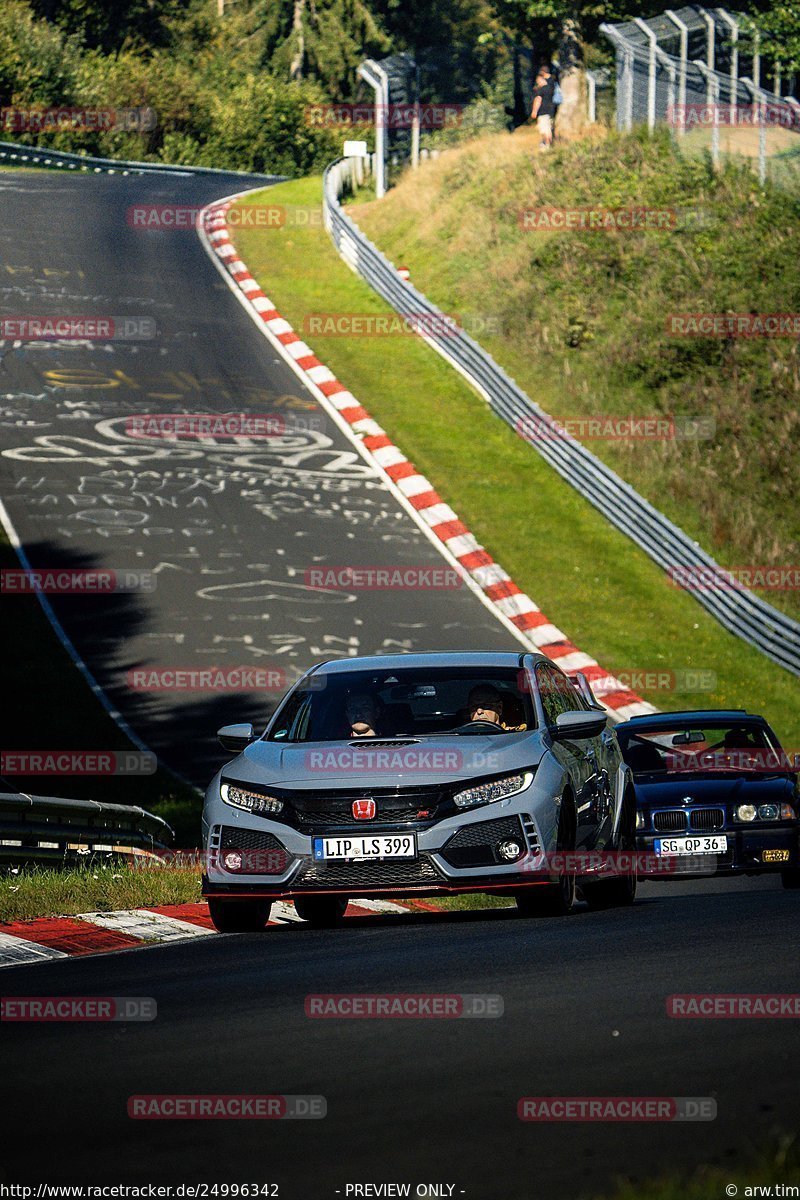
[202,651,637,930]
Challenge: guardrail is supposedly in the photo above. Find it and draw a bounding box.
[0,140,283,180]
[0,792,173,867]
[322,156,800,677]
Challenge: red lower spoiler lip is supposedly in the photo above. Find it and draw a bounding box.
[202,878,553,901]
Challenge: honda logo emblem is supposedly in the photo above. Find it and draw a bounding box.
[352,798,376,820]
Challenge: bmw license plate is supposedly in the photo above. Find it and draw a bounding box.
[313,834,417,861]
[654,835,728,855]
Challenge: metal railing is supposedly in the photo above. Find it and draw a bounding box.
[0,140,284,179]
[323,156,800,677]
[0,792,173,867]
[601,9,800,186]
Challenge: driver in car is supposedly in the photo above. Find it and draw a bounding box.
[345,691,380,738]
[466,685,504,726]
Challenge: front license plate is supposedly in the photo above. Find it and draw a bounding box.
[313,834,417,861]
[654,835,728,855]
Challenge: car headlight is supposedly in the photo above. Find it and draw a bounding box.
[220,782,283,816]
[453,772,533,810]
[734,802,793,823]
[635,811,645,830]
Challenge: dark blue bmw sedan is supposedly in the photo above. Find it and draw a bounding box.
[616,710,800,889]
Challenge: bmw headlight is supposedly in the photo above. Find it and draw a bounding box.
[220,782,283,816]
[734,802,793,823]
[453,772,533,810]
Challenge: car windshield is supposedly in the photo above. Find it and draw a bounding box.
[619,722,784,776]
[267,666,535,743]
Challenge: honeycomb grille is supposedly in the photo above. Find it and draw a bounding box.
[289,789,445,830]
[440,815,524,868]
[296,855,442,889]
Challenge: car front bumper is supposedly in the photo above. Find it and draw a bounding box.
[636,826,799,876]
[200,798,570,900]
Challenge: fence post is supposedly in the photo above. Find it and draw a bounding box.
[665,10,689,134]
[357,59,388,198]
[633,19,658,130]
[717,9,739,124]
[586,70,597,123]
[700,8,716,104]
[694,60,721,165]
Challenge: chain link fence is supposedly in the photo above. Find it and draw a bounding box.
[601,8,800,187]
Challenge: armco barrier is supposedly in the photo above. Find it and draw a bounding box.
[322,157,800,678]
[0,792,172,867]
[0,139,284,180]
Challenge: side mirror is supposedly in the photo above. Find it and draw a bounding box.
[552,710,608,741]
[217,723,255,753]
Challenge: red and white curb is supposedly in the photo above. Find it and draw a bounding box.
[0,899,414,968]
[197,193,656,722]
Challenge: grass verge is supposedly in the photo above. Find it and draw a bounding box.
[0,863,202,924]
[231,177,800,746]
[351,127,800,623]
[598,1133,800,1200]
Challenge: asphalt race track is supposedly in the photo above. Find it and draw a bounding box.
[1,170,799,1198]
[1,876,799,1195]
[0,170,517,785]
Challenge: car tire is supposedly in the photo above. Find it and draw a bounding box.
[207,898,272,932]
[582,789,638,911]
[516,794,576,917]
[294,896,349,928]
[781,867,800,890]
